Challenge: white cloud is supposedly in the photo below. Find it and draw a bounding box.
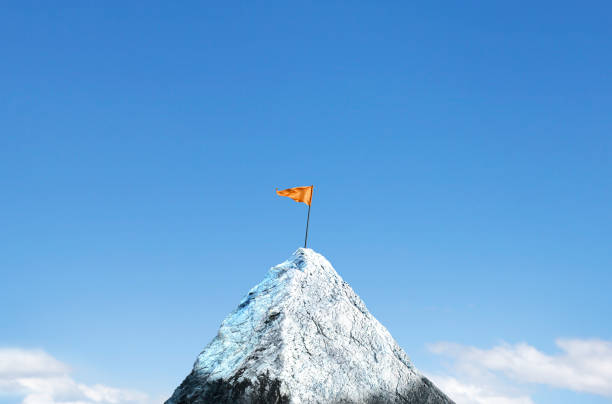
[0,348,149,404]
[0,349,68,378]
[427,338,612,404]
[426,374,534,404]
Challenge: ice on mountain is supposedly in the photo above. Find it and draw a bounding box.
[166,248,454,404]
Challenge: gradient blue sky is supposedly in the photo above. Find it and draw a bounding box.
[1,2,611,404]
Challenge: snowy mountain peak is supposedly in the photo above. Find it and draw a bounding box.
[277,247,333,273]
[166,248,454,404]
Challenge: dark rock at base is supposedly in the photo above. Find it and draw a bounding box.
[167,369,289,404]
[167,372,451,404]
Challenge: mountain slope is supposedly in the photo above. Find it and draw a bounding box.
[166,248,454,404]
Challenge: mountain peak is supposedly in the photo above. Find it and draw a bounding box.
[277,247,334,274]
[166,249,454,404]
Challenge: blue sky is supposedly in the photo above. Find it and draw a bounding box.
[1,2,611,403]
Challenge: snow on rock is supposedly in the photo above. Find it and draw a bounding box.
[166,248,454,404]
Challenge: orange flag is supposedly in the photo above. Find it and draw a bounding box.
[276,185,313,206]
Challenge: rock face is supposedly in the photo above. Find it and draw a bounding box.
[166,248,454,404]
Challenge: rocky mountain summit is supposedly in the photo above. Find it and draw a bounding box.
[166,248,454,404]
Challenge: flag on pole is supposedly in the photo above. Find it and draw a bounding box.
[276,186,313,206]
[276,185,314,248]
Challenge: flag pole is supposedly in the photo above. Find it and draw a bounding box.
[304,202,311,248]
[304,186,312,248]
